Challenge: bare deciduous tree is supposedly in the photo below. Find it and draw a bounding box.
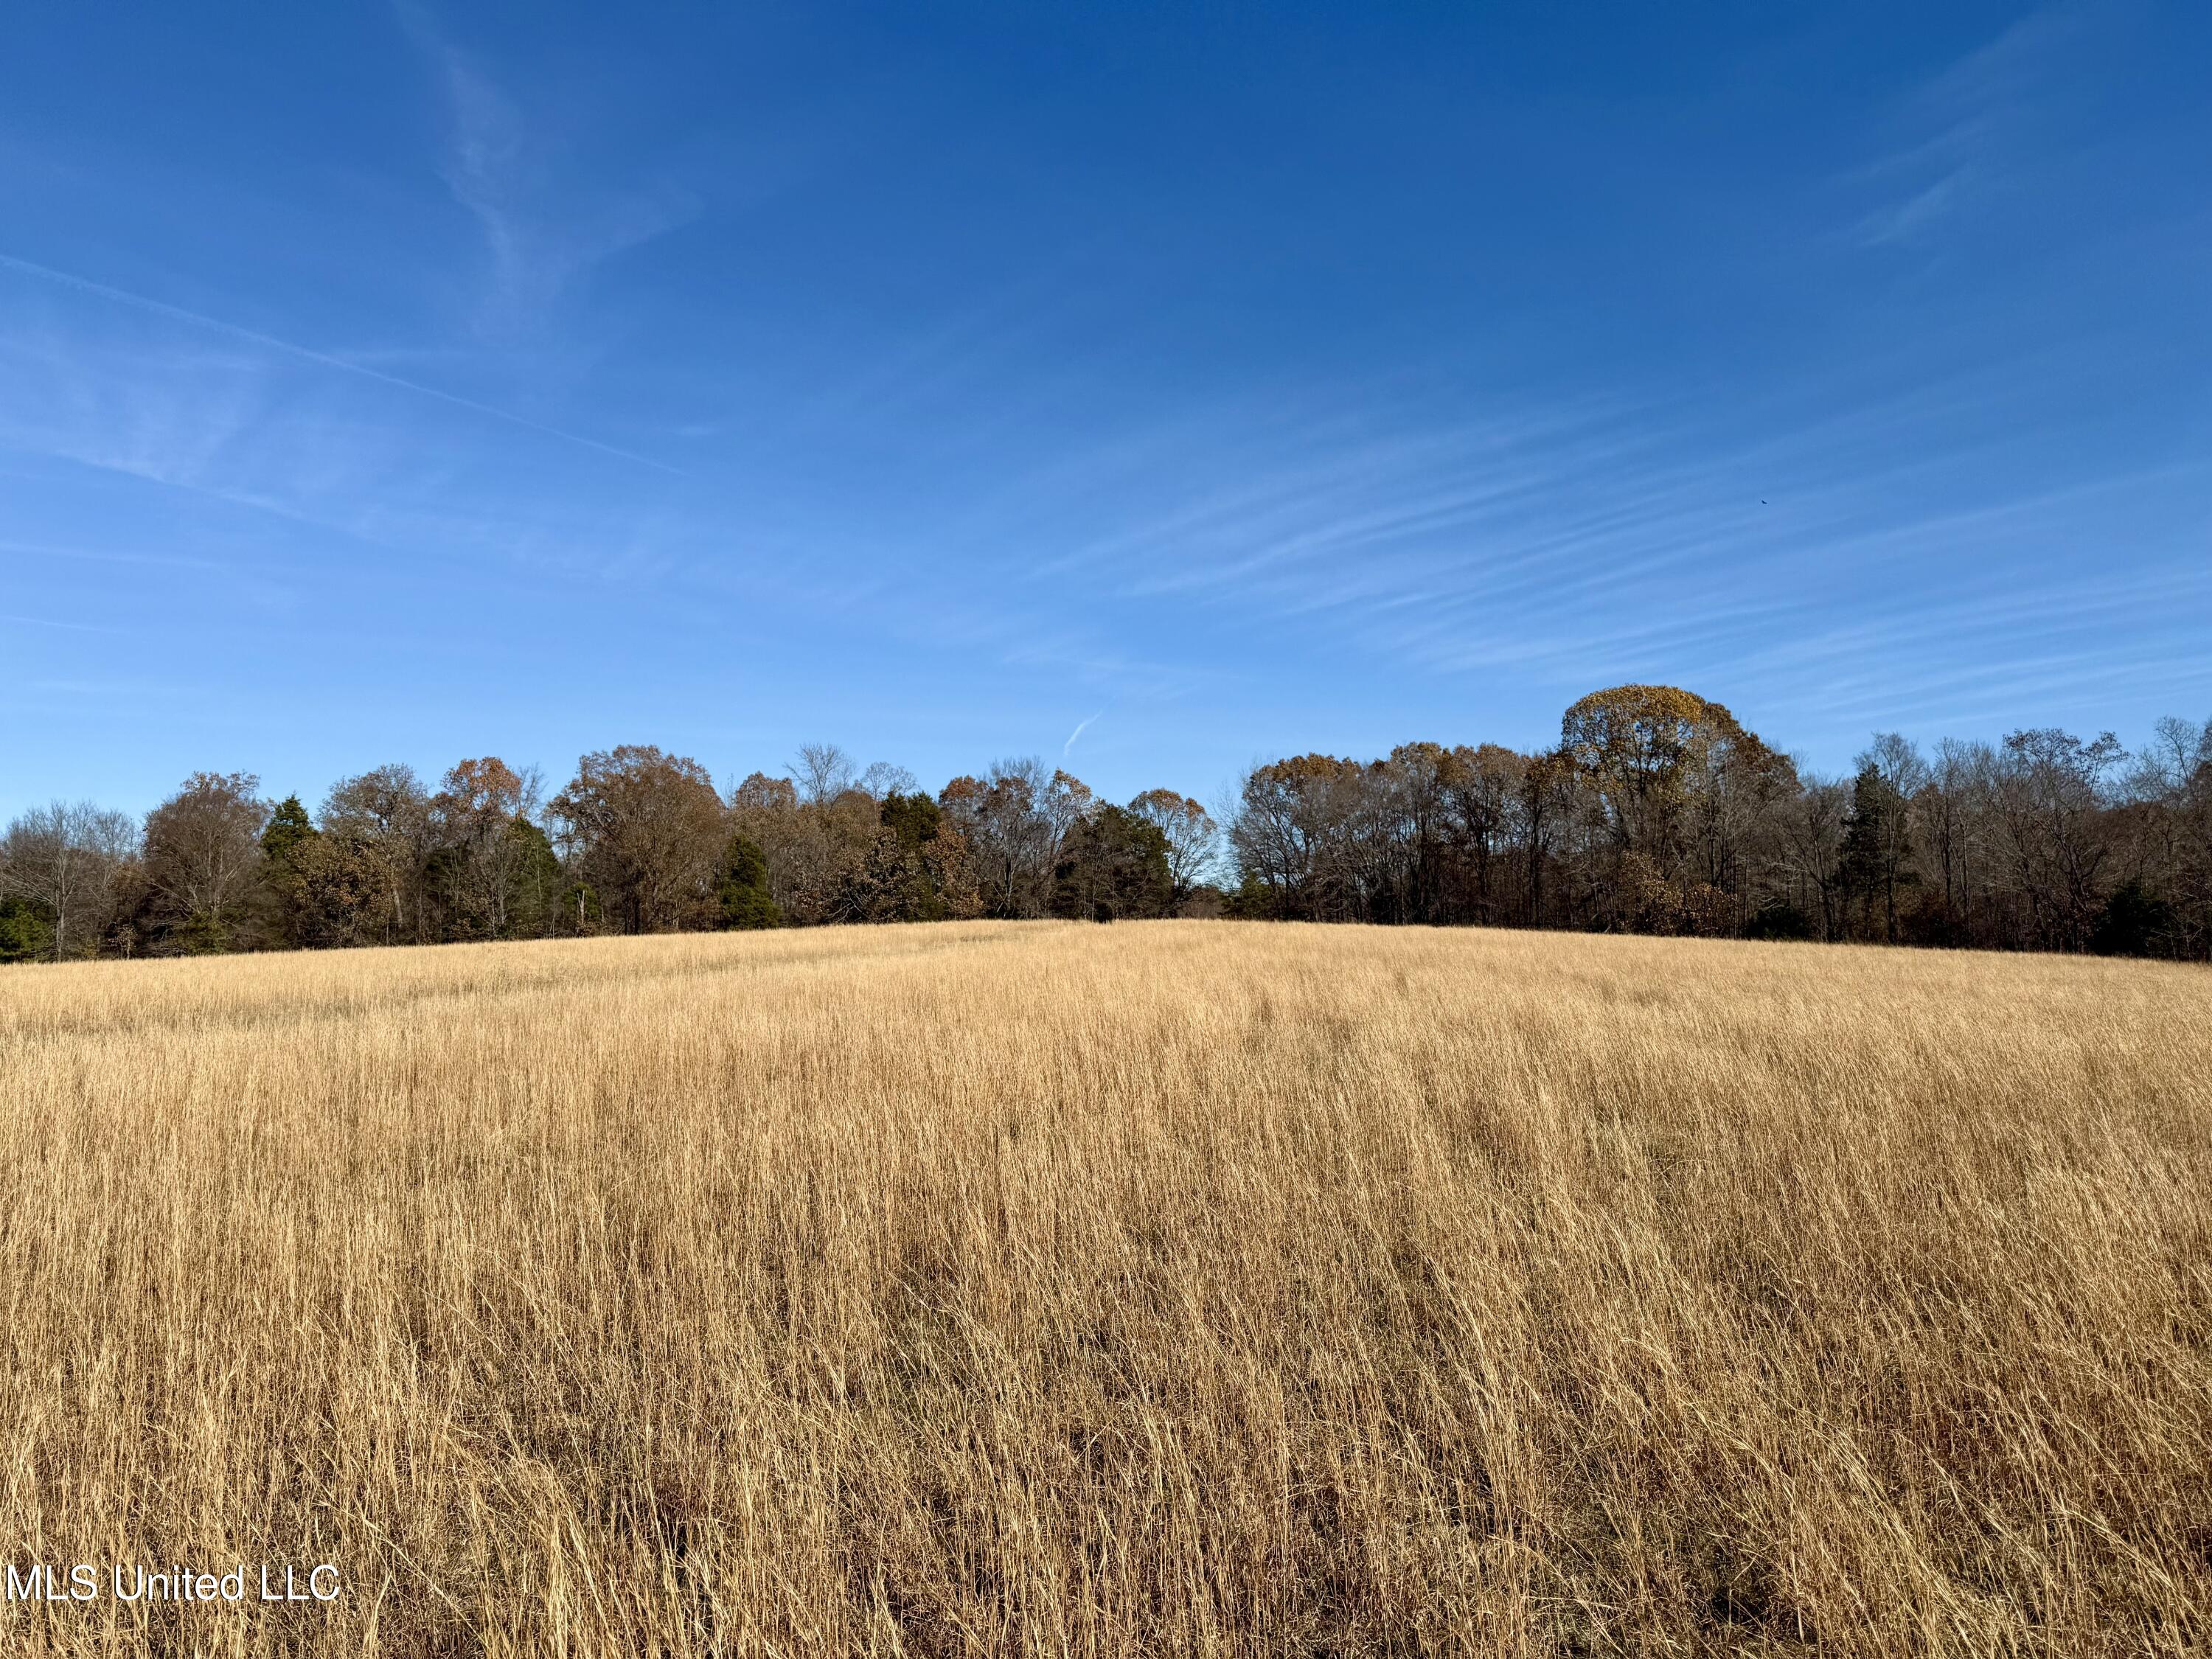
[1994,728,2126,952]
[0,801,138,960]
[790,744,858,807]
[142,773,269,951]
[939,759,1085,919]
[858,761,919,801]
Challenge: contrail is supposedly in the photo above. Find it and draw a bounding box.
[0,250,683,476]
[1062,709,1106,756]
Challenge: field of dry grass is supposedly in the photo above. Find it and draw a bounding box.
[1,921,2207,1655]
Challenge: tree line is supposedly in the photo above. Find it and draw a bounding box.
[3,686,2207,963]
[0,742,1211,961]
[1227,686,2211,959]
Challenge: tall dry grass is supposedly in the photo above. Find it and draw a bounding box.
[0,921,2207,1655]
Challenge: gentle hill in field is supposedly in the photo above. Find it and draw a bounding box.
[2,923,2207,1655]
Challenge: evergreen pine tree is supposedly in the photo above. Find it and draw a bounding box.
[501,818,568,939]
[717,833,782,930]
[257,793,321,949]
[1838,765,1913,942]
[0,897,56,964]
[261,795,317,866]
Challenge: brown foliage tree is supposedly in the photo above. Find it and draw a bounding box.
[321,765,432,944]
[427,758,544,940]
[1560,684,1792,931]
[552,747,727,933]
[1129,789,1219,912]
[938,761,1089,919]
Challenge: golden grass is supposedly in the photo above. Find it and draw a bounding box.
[1,921,2208,1655]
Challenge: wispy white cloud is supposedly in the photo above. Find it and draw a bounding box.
[1,613,128,634]
[1854,170,1973,248]
[0,251,676,473]
[0,538,228,573]
[398,6,700,341]
[1847,4,2103,248]
[1062,709,1105,755]
[904,335,2210,750]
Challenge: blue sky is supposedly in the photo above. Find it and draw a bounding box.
[4,2,2207,816]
